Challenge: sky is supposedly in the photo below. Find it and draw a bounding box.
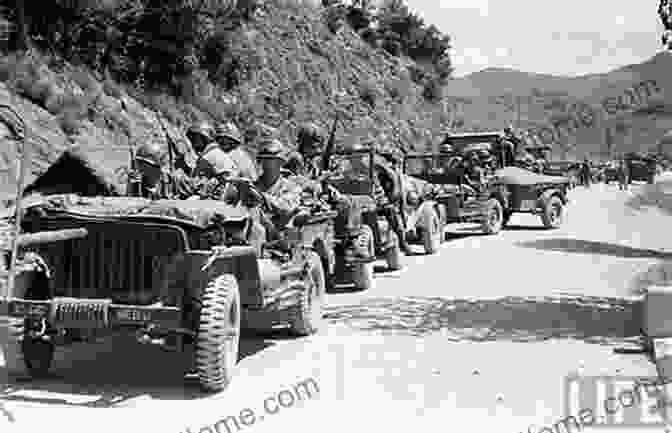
[406,0,664,77]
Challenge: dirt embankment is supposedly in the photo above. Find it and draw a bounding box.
[0,1,451,204]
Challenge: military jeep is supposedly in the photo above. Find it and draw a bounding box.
[403,151,509,235]
[405,132,570,232]
[324,148,401,290]
[0,186,333,392]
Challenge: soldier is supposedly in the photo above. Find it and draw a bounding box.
[255,139,303,237]
[132,141,201,200]
[186,121,238,180]
[297,122,326,178]
[462,152,485,195]
[214,121,258,181]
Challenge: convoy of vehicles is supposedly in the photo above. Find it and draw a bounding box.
[0,109,668,394]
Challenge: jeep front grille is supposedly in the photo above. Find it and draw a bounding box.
[26,217,189,304]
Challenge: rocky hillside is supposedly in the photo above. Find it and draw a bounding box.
[0,0,452,201]
[443,52,672,160]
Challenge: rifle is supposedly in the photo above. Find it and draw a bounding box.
[321,114,340,172]
[154,112,177,197]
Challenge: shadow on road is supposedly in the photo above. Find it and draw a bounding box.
[323,295,641,345]
[503,224,545,231]
[626,179,672,216]
[0,336,275,408]
[516,238,672,259]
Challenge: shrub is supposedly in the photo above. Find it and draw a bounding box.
[422,77,443,103]
[58,110,83,136]
[358,80,379,109]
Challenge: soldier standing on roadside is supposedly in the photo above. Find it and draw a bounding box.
[214,121,258,181]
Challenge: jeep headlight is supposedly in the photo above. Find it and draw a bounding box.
[654,338,672,360]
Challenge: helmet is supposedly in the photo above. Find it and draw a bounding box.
[343,141,369,152]
[257,138,289,162]
[214,121,243,144]
[298,122,325,143]
[477,149,490,159]
[135,141,166,167]
[439,143,454,154]
[186,121,215,142]
[284,150,304,169]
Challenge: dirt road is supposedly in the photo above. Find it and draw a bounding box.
[2,178,671,433]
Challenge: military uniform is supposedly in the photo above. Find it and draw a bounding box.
[193,142,239,179]
[256,139,303,238]
[140,168,203,200]
[214,121,259,181]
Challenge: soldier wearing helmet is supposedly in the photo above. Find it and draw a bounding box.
[187,121,238,180]
[132,141,200,200]
[255,139,303,232]
[214,121,258,181]
[296,123,325,172]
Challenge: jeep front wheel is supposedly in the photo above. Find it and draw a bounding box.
[482,199,503,235]
[352,262,375,291]
[422,210,441,254]
[541,196,564,229]
[290,252,326,336]
[21,335,54,378]
[195,274,241,393]
[385,232,403,271]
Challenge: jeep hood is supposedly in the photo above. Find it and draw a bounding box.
[17,194,250,229]
[494,167,569,185]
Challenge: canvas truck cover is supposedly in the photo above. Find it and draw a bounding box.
[494,166,569,185]
[15,194,250,230]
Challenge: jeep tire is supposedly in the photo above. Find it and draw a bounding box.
[481,198,503,235]
[541,196,564,229]
[352,262,375,291]
[195,274,241,393]
[290,252,326,336]
[422,209,442,254]
[385,232,403,271]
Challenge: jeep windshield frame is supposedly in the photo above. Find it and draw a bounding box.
[325,148,375,196]
[403,152,463,185]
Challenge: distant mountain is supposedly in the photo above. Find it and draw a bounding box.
[443,52,672,159]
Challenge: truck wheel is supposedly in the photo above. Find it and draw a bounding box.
[290,252,326,336]
[195,274,241,393]
[481,199,503,235]
[352,262,375,291]
[422,210,441,254]
[385,232,403,271]
[541,196,564,229]
[21,335,54,378]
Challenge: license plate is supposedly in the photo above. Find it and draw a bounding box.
[115,309,152,322]
[521,199,538,209]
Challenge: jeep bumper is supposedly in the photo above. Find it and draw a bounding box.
[0,297,182,329]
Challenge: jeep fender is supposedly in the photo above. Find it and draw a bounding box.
[539,188,566,206]
[165,247,263,309]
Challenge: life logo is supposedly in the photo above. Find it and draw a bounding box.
[564,374,672,427]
